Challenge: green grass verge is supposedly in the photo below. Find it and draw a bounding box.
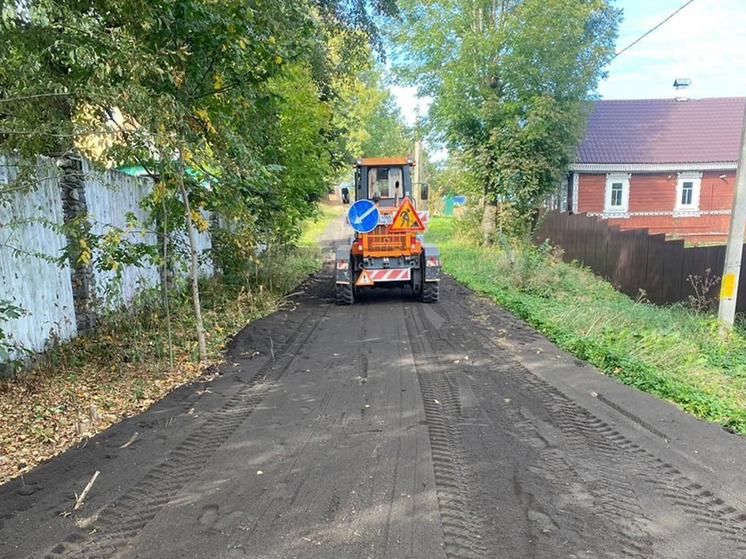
[298,201,346,247]
[426,216,746,434]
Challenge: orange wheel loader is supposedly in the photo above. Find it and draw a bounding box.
[335,157,441,305]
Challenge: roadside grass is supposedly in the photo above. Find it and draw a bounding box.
[0,203,339,485]
[298,201,346,248]
[426,216,746,434]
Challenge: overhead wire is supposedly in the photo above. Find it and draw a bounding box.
[603,0,698,66]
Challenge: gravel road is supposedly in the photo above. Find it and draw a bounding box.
[2,215,746,559]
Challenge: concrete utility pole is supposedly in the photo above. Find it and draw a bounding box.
[414,115,427,210]
[717,104,746,327]
[414,140,423,198]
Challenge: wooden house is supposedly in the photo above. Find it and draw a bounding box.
[568,97,746,243]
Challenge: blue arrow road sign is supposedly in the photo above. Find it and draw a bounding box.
[347,199,380,234]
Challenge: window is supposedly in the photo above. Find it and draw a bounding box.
[367,166,402,199]
[605,174,630,213]
[681,181,694,206]
[675,172,701,213]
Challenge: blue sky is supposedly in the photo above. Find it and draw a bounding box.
[392,0,746,124]
[600,0,746,99]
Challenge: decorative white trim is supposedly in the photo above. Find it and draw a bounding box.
[675,172,702,212]
[588,209,731,218]
[572,172,579,212]
[594,212,630,219]
[604,173,630,213]
[673,210,701,218]
[570,162,737,173]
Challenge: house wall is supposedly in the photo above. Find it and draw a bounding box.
[575,170,736,243]
[576,173,606,213]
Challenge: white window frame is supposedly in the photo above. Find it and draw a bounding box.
[604,173,630,214]
[674,172,702,214]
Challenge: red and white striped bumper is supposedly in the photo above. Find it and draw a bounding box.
[368,268,411,282]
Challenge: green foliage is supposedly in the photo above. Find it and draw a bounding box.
[343,65,413,158]
[1,0,407,254]
[0,0,408,360]
[390,0,621,231]
[427,216,746,433]
[313,0,399,60]
[298,202,346,247]
[0,299,28,366]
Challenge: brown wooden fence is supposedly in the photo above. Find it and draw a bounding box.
[534,211,746,313]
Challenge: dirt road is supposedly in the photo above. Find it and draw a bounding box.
[2,219,746,558]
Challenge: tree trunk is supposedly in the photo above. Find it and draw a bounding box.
[481,193,496,245]
[177,146,208,363]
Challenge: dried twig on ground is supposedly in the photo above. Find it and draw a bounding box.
[73,471,100,510]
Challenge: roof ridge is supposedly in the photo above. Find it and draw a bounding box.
[595,96,746,103]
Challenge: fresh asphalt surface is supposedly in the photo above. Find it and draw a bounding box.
[2,217,746,558]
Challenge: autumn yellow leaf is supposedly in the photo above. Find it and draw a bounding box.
[172,71,185,88]
[191,210,209,233]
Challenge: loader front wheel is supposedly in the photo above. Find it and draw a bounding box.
[421,281,440,303]
[335,283,354,305]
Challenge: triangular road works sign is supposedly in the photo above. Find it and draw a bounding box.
[355,269,375,287]
[389,197,426,232]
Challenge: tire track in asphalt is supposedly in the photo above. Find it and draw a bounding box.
[455,287,746,556]
[413,298,653,557]
[405,303,486,559]
[492,357,655,557]
[40,301,328,559]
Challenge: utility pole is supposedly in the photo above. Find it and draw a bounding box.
[717,103,746,327]
[414,115,426,210]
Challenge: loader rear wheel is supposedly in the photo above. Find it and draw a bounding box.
[421,281,440,303]
[336,283,354,305]
[411,268,422,297]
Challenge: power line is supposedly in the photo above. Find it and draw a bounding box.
[604,0,698,66]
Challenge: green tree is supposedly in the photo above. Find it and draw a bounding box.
[1,0,406,362]
[345,67,413,158]
[0,0,321,360]
[390,0,620,239]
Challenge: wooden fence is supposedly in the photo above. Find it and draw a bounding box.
[535,211,746,313]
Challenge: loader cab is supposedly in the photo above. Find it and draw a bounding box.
[354,157,415,208]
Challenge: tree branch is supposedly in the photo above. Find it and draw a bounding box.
[0,92,72,104]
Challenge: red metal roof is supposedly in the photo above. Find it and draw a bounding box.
[577,97,746,165]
